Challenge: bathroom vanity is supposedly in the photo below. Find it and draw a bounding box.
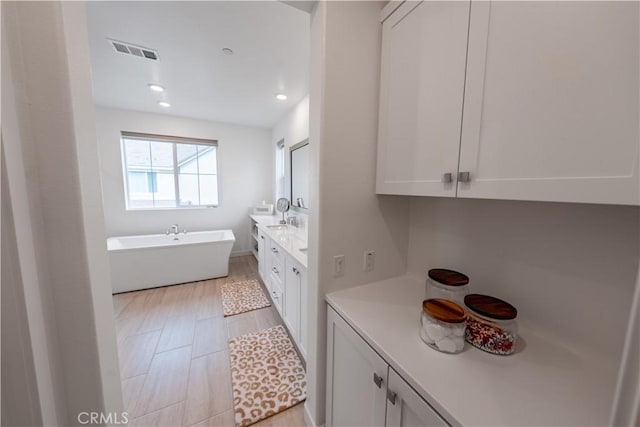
[250,214,308,360]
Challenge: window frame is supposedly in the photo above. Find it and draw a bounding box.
[120,131,219,210]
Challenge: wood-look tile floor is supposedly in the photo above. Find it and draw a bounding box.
[113,255,307,427]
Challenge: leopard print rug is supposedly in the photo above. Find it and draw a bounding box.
[221,279,271,317]
[229,325,306,427]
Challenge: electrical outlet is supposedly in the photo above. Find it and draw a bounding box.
[364,250,375,272]
[333,255,345,277]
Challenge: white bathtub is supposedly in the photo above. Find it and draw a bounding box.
[107,230,235,293]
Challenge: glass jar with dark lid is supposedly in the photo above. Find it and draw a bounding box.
[464,294,518,355]
[419,299,466,353]
[425,268,470,306]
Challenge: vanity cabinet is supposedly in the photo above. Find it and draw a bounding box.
[377,0,639,205]
[326,308,447,427]
[252,217,308,360]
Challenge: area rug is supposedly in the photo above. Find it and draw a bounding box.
[228,325,307,427]
[221,279,271,317]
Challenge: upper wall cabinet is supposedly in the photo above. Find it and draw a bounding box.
[377,1,640,205]
[376,0,471,197]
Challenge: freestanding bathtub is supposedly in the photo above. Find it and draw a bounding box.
[107,230,235,293]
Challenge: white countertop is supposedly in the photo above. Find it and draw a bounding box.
[326,275,617,427]
[250,214,308,268]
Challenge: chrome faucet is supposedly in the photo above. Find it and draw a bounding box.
[287,215,299,228]
[166,224,179,235]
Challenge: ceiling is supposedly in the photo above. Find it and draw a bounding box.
[86,1,310,128]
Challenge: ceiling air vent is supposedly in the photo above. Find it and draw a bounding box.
[108,39,159,61]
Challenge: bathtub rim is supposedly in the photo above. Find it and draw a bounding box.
[107,229,235,253]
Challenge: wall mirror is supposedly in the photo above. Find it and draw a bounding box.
[290,139,309,210]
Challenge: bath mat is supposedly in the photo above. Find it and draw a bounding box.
[221,279,271,317]
[229,325,306,427]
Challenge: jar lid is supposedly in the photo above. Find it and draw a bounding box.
[428,269,469,287]
[422,299,466,323]
[464,294,518,320]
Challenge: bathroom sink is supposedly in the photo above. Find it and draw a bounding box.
[266,224,289,231]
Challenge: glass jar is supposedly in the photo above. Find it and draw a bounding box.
[464,294,518,355]
[419,299,466,354]
[425,269,470,306]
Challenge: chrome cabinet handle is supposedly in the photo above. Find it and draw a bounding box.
[458,171,471,183]
[373,372,383,389]
[272,267,279,274]
[386,390,397,405]
[271,247,279,253]
[260,235,264,240]
[292,267,298,274]
[442,172,453,183]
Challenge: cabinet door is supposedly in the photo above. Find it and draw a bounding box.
[284,260,301,343]
[385,368,448,427]
[326,308,387,427]
[298,266,308,360]
[377,0,470,197]
[459,1,639,205]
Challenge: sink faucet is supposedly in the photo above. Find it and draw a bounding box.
[166,224,179,235]
[287,216,299,228]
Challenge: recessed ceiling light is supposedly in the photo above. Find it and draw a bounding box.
[158,101,171,108]
[222,47,234,55]
[275,93,287,101]
[148,84,165,92]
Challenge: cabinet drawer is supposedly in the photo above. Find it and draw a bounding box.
[269,241,285,266]
[269,273,283,313]
[270,256,284,285]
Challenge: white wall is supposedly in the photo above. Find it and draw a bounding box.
[408,197,640,371]
[2,2,120,424]
[94,106,273,255]
[271,94,310,205]
[1,150,43,427]
[306,2,411,424]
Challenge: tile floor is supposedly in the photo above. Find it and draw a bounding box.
[113,255,307,427]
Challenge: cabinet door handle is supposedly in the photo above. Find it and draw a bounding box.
[458,171,471,183]
[373,372,383,389]
[292,267,298,274]
[386,390,397,405]
[272,267,279,274]
[442,172,453,183]
[271,247,279,253]
[260,235,264,240]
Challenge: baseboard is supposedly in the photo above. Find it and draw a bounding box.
[304,402,324,427]
[231,250,252,257]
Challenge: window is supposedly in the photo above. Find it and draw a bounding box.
[121,132,218,209]
[275,139,285,199]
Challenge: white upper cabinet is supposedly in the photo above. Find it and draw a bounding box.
[377,0,639,205]
[377,0,471,197]
[458,1,639,205]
